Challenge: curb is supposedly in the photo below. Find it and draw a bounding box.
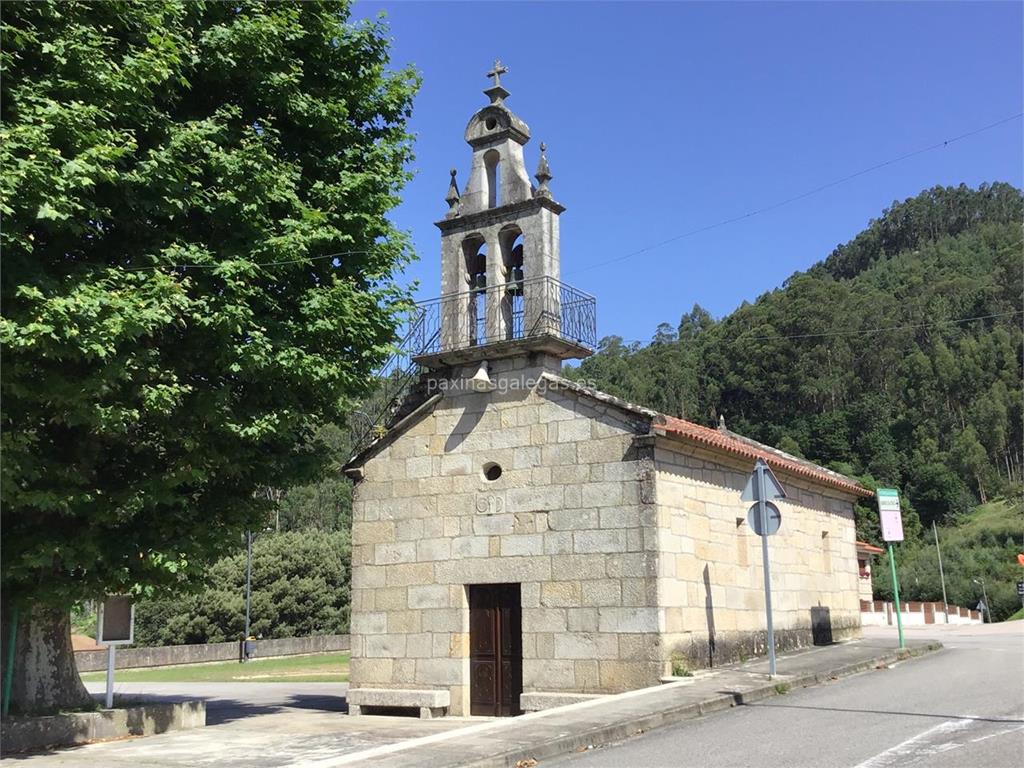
[467,642,943,768]
[0,700,206,754]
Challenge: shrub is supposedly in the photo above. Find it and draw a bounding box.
[134,530,350,646]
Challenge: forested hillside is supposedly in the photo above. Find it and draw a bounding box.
[108,184,1024,642]
[871,500,1023,621]
[568,183,1023,540]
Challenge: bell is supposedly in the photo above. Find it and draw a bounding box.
[472,273,487,293]
[507,268,524,296]
[468,360,494,391]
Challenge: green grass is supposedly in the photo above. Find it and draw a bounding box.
[670,653,693,677]
[81,652,349,683]
[953,499,1022,535]
[1006,606,1024,622]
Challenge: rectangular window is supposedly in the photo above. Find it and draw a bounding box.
[821,531,832,574]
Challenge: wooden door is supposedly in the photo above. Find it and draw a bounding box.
[469,584,522,717]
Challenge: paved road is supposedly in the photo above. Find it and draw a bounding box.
[8,624,1021,767]
[550,623,1024,768]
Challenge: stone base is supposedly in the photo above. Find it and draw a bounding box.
[347,688,450,719]
[520,692,605,712]
[670,621,862,670]
[0,701,205,753]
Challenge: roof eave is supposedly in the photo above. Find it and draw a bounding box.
[652,424,872,498]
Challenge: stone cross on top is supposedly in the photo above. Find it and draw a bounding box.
[484,59,510,104]
[486,59,508,87]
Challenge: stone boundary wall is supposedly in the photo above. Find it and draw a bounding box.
[74,634,350,672]
[859,600,982,626]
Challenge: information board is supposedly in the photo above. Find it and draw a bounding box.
[877,488,904,542]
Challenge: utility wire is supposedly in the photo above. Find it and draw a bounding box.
[566,112,1024,276]
[119,113,1022,275]
[607,239,1024,345]
[122,249,376,271]
[611,310,1023,347]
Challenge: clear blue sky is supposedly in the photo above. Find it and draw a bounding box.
[353,1,1023,345]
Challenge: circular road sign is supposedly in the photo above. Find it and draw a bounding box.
[747,501,782,537]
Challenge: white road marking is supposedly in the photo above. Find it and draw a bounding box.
[853,720,975,768]
[966,723,1024,744]
[853,715,1024,768]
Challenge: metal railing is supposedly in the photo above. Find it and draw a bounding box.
[347,311,437,455]
[347,276,596,457]
[408,275,596,357]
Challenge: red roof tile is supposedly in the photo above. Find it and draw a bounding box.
[856,541,884,554]
[654,415,871,497]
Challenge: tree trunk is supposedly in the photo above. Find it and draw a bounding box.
[1,604,93,715]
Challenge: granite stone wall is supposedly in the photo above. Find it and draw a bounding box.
[349,363,864,715]
[350,358,661,715]
[654,442,862,669]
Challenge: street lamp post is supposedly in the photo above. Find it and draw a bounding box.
[972,577,989,623]
[243,529,253,660]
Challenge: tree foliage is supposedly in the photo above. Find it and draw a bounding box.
[0,0,416,712]
[134,530,351,646]
[1,0,417,608]
[870,501,1024,621]
[569,183,1023,534]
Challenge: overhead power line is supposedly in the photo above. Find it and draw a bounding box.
[566,112,1024,276]
[733,310,1022,343]
[116,112,1019,278]
[122,249,376,271]
[612,310,1023,347]
[117,113,1022,276]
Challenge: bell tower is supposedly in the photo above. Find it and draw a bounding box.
[417,62,595,370]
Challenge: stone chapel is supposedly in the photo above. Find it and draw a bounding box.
[344,64,870,719]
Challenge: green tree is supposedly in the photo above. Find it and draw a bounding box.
[134,531,351,646]
[677,303,715,342]
[1,1,416,713]
[871,501,1023,621]
[574,184,1023,545]
[951,427,991,504]
[263,423,354,533]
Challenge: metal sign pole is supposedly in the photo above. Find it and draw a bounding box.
[887,543,905,649]
[757,462,777,677]
[105,644,115,708]
[932,521,949,623]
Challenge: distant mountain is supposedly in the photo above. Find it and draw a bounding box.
[568,183,1023,535]
[813,182,1022,280]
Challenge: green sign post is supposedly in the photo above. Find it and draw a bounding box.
[877,488,905,649]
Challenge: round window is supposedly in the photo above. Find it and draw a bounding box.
[483,462,502,481]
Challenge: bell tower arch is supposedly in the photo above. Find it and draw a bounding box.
[421,62,595,371]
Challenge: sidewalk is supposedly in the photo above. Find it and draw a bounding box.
[298,636,941,768]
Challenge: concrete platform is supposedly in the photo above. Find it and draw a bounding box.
[7,638,941,767]
[324,636,943,768]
